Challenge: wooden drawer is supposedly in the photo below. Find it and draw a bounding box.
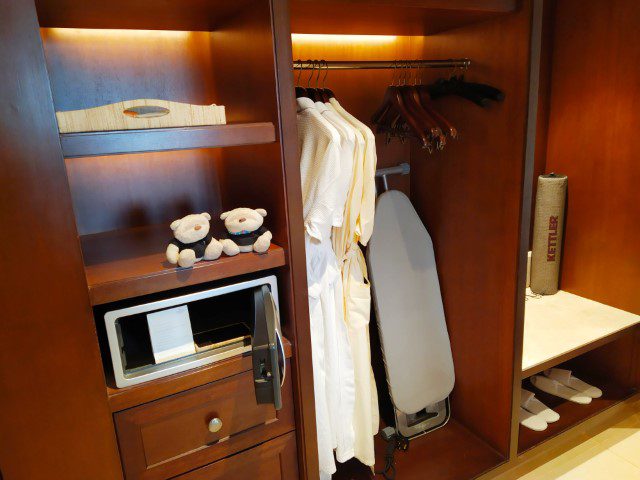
[174,432,299,480]
[114,361,294,480]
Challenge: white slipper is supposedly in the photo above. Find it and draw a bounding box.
[530,375,592,404]
[519,407,548,431]
[521,388,560,423]
[544,368,603,398]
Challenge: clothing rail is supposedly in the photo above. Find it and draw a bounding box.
[293,59,471,70]
[376,163,410,192]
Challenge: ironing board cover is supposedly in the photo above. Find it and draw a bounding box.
[367,190,455,414]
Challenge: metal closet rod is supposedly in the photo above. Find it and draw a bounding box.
[292,59,471,70]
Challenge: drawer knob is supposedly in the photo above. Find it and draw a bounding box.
[208,417,223,433]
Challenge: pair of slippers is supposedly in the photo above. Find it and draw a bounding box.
[531,368,602,404]
[519,388,559,431]
[520,368,603,432]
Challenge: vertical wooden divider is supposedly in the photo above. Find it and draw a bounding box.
[410,1,535,457]
[212,1,319,477]
[0,2,122,479]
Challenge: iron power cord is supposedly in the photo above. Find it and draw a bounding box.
[375,427,409,480]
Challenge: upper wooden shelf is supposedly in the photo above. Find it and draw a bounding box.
[35,0,254,30]
[81,224,286,305]
[291,0,518,36]
[522,289,640,377]
[60,122,276,158]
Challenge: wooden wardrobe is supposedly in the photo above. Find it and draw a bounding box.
[0,0,637,479]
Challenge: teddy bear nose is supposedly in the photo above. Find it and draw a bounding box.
[238,218,247,223]
[194,225,202,231]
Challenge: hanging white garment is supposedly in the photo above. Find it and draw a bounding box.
[329,98,379,467]
[315,101,356,228]
[297,97,356,477]
[313,100,359,463]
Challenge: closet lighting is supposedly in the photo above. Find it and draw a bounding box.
[46,28,191,40]
[291,33,397,44]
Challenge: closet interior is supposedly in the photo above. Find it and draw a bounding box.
[290,0,533,477]
[0,1,638,479]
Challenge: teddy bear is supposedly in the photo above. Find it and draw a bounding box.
[219,207,272,256]
[166,212,223,268]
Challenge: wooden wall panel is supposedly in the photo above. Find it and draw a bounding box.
[410,3,533,455]
[544,0,640,315]
[0,2,122,478]
[41,28,218,111]
[65,151,222,235]
[41,28,224,236]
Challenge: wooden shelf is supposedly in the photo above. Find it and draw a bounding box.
[61,122,276,158]
[81,224,286,305]
[107,336,292,412]
[335,419,504,479]
[291,0,517,36]
[522,290,640,378]
[518,374,637,453]
[35,0,254,30]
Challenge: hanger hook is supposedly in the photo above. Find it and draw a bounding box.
[313,59,320,89]
[296,59,303,87]
[321,60,329,89]
[392,60,397,86]
[305,59,314,88]
[404,59,409,86]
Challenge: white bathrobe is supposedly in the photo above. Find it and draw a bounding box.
[329,98,379,467]
[297,97,356,478]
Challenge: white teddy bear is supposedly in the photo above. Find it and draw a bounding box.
[166,212,223,268]
[219,207,273,256]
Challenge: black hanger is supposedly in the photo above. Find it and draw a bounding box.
[294,60,308,99]
[429,74,504,108]
[305,60,321,102]
[319,60,335,101]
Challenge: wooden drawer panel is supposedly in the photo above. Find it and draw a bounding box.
[115,362,294,480]
[175,432,298,480]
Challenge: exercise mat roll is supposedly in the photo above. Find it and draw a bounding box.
[530,173,568,295]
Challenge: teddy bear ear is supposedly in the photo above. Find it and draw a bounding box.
[170,219,182,231]
[256,208,267,217]
[201,212,211,221]
[220,211,230,220]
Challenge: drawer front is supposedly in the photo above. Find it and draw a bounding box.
[175,432,298,480]
[115,361,294,480]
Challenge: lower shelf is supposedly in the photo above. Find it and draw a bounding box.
[334,419,504,480]
[518,374,637,453]
[522,289,640,377]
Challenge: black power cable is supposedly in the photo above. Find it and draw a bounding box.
[375,427,409,480]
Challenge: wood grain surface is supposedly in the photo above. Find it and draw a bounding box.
[81,223,286,305]
[0,2,122,478]
[544,0,640,315]
[174,432,299,480]
[56,99,226,133]
[410,1,533,457]
[115,364,295,479]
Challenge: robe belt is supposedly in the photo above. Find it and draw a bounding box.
[341,240,370,282]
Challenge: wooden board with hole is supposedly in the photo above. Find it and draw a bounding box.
[55,99,226,133]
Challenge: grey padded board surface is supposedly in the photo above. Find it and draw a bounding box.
[367,190,455,414]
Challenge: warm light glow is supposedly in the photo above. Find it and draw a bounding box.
[46,28,192,40]
[291,33,397,44]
